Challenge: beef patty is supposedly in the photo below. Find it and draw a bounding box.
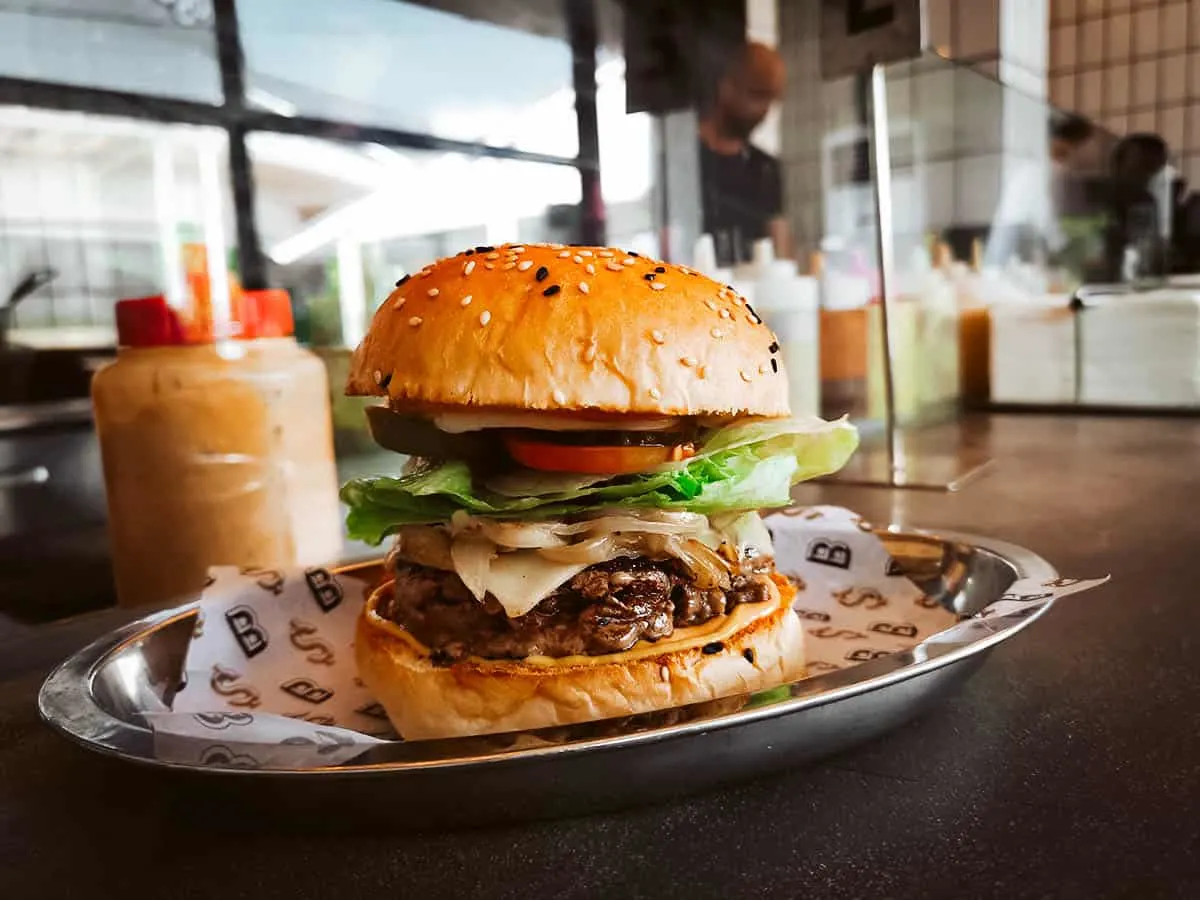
[380,555,775,663]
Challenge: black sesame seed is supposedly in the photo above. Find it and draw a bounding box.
[628,251,640,257]
[378,372,392,389]
[743,648,755,664]
[746,303,763,324]
[702,641,724,655]
[475,245,494,253]
[643,273,656,281]
[687,270,698,276]
[542,284,561,297]
[464,248,475,255]
[770,358,779,373]
[395,274,410,287]
[724,284,735,292]
[768,341,779,353]
[535,266,549,282]
[654,265,665,273]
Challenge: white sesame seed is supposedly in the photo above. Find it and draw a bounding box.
[486,252,500,260]
[759,363,768,374]
[746,315,758,325]
[579,250,593,258]
[573,255,583,264]
[460,295,473,307]
[585,263,595,275]
[711,327,723,339]
[579,281,590,294]
[719,308,731,319]
[649,282,666,291]
[552,389,567,404]
[512,246,526,253]
[597,250,614,257]
[372,369,382,384]
[408,316,423,327]
[479,311,492,326]
[427,287,439,298]
[680,356,697,367]
[649,387,662,400]
[558,250,571,258]
[659,665,669,682]
[650,330,665,344]
[419,268,433,278]
[503,262,516,270]
[740,370,753,382]
[463,260,476,275]
[705,299,718,311]
[583,344,597,363]
[392,296,407,310]
[622,257,635,266]
[518,260,533,271]
[484,263,495,270]
[606,261,623,272]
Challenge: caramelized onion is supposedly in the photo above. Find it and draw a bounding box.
[394,525,454,571]
[395,510,748,603]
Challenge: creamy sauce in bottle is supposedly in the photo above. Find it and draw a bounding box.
[92,293,341,608]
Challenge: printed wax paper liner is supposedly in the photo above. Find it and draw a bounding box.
[153,506,1106,768]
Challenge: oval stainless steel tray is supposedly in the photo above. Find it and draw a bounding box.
[39,529,1057,825]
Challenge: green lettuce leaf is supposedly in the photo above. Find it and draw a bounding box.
[342,416,859,544]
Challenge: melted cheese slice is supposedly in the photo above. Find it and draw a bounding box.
[366,584,778,669]
[481,553,594,618]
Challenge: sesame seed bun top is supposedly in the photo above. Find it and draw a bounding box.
[346,243,790,418]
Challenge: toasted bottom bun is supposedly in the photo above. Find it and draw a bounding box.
[355,573,806,740]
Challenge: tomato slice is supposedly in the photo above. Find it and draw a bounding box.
[503,437,696,474]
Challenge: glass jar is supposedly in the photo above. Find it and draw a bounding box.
[92,292,341,608]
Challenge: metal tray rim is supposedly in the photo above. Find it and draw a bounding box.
[38,528,1057,776]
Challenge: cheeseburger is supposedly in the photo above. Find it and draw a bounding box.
[342,243,858,740]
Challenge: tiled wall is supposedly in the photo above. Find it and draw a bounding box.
[1048,0,1197,185]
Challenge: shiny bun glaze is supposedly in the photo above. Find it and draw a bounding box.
[346,243,790,418]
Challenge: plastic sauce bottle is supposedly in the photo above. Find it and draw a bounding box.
[92,292,342,608]
[750,245,821,418]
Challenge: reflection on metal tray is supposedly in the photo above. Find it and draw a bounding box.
[39,528,1056,825]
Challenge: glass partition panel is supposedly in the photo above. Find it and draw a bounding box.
[877,51,1200,415]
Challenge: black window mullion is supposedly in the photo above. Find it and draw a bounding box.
[565,0,604,246]
[213,0,265,290]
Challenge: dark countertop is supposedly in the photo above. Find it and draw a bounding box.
[3,414,1198,899]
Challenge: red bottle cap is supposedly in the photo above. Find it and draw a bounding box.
[115,296,188,347]
[240,289,294,338]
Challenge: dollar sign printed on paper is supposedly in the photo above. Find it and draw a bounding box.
[289,618,335,665]
[210,664,261,708]
[808,626,867,640]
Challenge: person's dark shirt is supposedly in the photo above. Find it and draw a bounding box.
[699,140,782,266]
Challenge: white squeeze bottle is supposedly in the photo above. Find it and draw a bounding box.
[749,241,821,418]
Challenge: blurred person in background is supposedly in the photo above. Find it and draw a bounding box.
[698,40,791,266]
[985,113,1096,267]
